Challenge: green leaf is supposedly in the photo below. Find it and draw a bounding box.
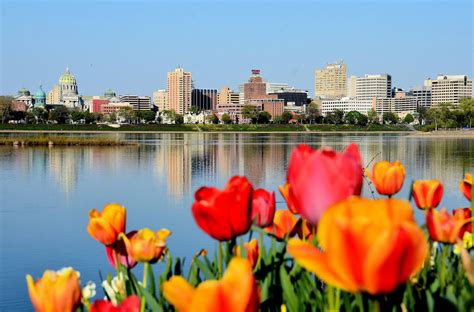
[141,287,163,312]
[195,258,216,280]
[426,290,434,312]
[280,265,299,312]
[148,264,157,298]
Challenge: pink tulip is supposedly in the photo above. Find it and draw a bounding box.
[287,143,363,225]
[251,189,276,227]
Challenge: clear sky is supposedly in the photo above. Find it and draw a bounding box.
[1,0,473,97]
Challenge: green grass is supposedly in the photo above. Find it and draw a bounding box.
[0,136,137,146]
[0,123,412,132]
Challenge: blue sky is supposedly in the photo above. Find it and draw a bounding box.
[1,0,473,97]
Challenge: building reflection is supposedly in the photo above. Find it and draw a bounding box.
[0,134,472,201]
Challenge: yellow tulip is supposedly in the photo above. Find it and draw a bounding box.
[366,161,406,196]
[120,228,171,263]
[87,203,126,246]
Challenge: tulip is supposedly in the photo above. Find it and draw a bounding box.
[278,183,298,214]
[287,143,362,225]
[454,207,472,238]
[236,239,259,269]
[26,267,82,312]
[366,160,406,196]
[163,258,259,312]
[251,189,276,227]
[287,197,428,294]
[264,210,298,240]
[460,173,472,201]
[106,231,137,269]
[88,203,126,246]
[412,179,443,209]
[119,228,170,263]
[91,295,140,312]
[192,176,253,241]
[427,208,471,244]
[291,218,316,241]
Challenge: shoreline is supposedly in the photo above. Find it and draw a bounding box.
[1,129,473,137]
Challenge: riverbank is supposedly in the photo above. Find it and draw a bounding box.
[0,136,137,146]
[0,123,413,132]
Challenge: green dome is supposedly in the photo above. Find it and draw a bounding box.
[34,85,46,99]
[104,88,116,98]
[18,87,30,96]
[59,67,77,85]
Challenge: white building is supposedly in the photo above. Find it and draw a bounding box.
[321,98,374,116]
[354,74,392,100]
[375,96,418,114]
[427,75,472,106]
[409,86,431,108]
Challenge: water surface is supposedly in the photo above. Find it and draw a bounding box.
[0,133,472,311]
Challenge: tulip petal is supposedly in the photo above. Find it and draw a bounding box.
[163,276,196,312]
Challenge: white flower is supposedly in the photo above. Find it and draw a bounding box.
[102,272,127,305]
[82,281,96,300]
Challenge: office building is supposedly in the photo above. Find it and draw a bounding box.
[374,94,418,114]
[428,75,472,106]
[119,95,151,110]
[244,70,268,99]
[47,85,61,104]
[321,98,374,116]
[314,62,347,99]
[269,89,308,106]
[191,89,217,110]
[409,86,431,108]
[217,87,240,105]
[266,83,290,94]
[153,89,168,111]
[355,74,392,100]
[167,67,192,114]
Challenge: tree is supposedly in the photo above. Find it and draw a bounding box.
[107,113,117,123]
[403,114,415,124]
[136,111,156,123]
[382,112,399,125]
[280,111,293,124]
[118,107,135,124]
[459,98,474,128]
[0,96,13,124]
[367,109,379,125]
[207,114,219,124]
[416,106,428,125]
[257,111,271,124]
[48,106,70,124]
[325,109,345,124]
[174,114,184,124]
[221,113,232,124]
[241,105,258,123]
[188,106,200,114]
[427,107,440,130]
[31,107,48,124]
[306,102,321,124]
[26,112,36,124]
[71,111,85,123]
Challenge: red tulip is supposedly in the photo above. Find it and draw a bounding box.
[251,189,276,227]
[105,231,137,269]
[454,207,472,239]
[426,208,471,244]
[460,173,472,201]
[287,143,363,225]
[91,295,140,312]
[412,180,443,210]
[192,176,253,241]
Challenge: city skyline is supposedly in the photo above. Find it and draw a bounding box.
[1,0,473,96]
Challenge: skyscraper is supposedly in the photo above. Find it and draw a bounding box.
[167,67,192,114]
[428,75,472,106]
[355,74,392,100]
[314,62,347,99]
[191,89,217,110]
[153,89,168,111]
[217,87,240,105]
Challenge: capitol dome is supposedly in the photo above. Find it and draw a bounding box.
[104,89,116,98]
[18,87,31,96]
[59,67,77,85]
[34,85,46,99]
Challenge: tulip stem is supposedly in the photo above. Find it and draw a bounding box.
[356,293,364,312]
[218,241,223,278]
[140,262,150,312]
[258,231,264,269]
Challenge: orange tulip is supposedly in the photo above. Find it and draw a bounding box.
[264,210,298,240]
[163,258,259,312]
[26,267,82,312]
[87,203,126,246]
[120,228,171,263]
[278,183,298,214]
[426,208,471,244]
[412,180,443,209]
[236,239,259,269]
[287,197,428,294]
[460,173,472,201]
[291,218,316,241]
[366,161,406,196]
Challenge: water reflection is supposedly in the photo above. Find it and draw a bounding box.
[1,133,472,199]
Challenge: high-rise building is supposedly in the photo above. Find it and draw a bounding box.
[119,95,151,110]
[167,67,192,114]
[217,87,240,105]
[347,75,357,98]
[47,85,61,104]
[428,75,472,106]
[191,89,217,110]
[314,62,347,99]
[409,86,431,108]
[355,74,392,100]
[244,70,267,99]
[153,89,168,111]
